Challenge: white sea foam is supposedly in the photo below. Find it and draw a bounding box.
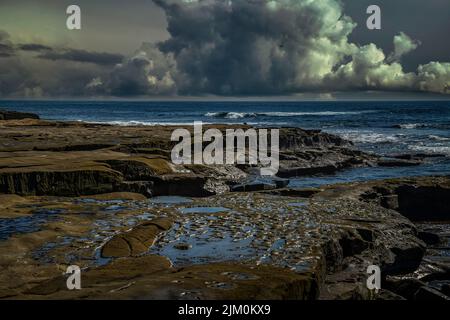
[428,135,450,141]
[261,111,373,116]
[205,110,374,118]
[409,145,450,155]
[394,123,426,129]
[336,131,402,144]
[204,112,258,119]
[88,120,206,126]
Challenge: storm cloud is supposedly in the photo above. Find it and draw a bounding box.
[0,32,120,97]
[0,0,449,97]
[17,43,53,52]
[95,43,177,96]
[145,0,449,95]
[0,31,15,58]
[37,49,124,66]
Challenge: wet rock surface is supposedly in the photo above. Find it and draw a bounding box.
[0,119,448,300]
[0,176,447,300]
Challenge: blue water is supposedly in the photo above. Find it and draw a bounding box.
[0,209,63,240]
[1,100,450,184]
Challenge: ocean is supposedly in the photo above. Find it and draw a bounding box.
[2,99,450,187]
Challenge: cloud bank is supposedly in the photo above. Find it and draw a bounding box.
[0,0,449,97]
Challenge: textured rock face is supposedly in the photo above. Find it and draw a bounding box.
[362,177,450,221]
[0,117,448,300]
[101,218,173,258]
[277,128,351,150]
[0,169,122,196]
[0,120,377,197]
[0,176,448,300]
[0,109,39,120]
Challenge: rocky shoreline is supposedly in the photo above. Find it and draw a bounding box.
[0,109,449,300]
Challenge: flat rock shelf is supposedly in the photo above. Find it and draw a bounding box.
[0,115,448,300]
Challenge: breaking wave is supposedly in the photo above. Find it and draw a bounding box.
[428,135,450,141]
[408,145,450,155]
[392,123,427,129]
[86,120,203,126]
[392,123,450,130]
[205,110,374,119]
[335,131,403,144]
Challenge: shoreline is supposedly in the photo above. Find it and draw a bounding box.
[0,109,449,300]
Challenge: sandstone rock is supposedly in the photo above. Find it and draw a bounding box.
[151,174,214,197]
[105,157,173,180]
[0,120,376,193]
[101,218,173,258]
[0,168,123,196]
[78,192,147,201]
[23,261,319,300]
[24,255,172,296]
[116,181,154,197]
[2,176,449,300]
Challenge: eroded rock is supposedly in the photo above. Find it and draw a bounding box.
[101,218,173,258]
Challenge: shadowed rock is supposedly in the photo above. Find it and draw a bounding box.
[0,109,39,120]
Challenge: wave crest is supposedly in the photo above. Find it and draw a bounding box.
[205,110,373,118]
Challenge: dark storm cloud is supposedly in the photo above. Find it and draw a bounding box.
[154,0,351,95]
[37,49,124,66]
[92,43,177,96]
[0,31,15,58]
[0,45,15,58]
[0,33,32,95]
[143,0,449,95]
[0,0,449,97]
[18,43,52,52]
[0,29,119,97]
[0,32,30,97]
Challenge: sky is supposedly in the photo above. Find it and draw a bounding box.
[0,0,449,99]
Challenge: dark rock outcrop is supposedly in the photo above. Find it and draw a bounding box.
[0,109,39,120]
[0,169,122,196]
[414,286,450,300]
[377,159,422,167]
[363,178,450,221]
